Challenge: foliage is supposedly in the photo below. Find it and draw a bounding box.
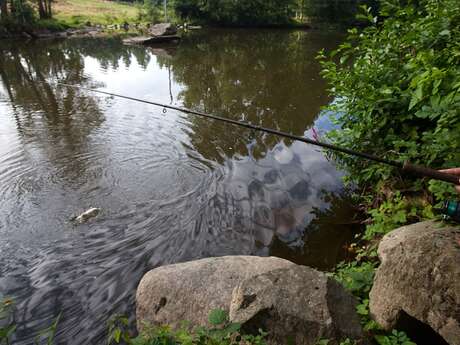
[208,309,229,327]
[138,1,163,23]
[173,0,297,26]
[108,309,267,345]
[0,297,60,345]
[318,0,460,201]
[332,260,416,344]
[364,191,435,240]
[172,0,379,26]
[333,261,375,299]
[316,338,361,345]
[34,313,62,345]
[9,0,34,23]
[0,0,51,26]
[0,298,15,345]
[375,330,416,345]
[298,0,379,24]
[320,3,460,343]
[318,332,416,345]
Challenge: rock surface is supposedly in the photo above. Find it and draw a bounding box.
[123,35,180,45]
[369,221,460,345]
[137,256,293,330]
[230,265,363,344]
[137,256,363,344]
[148,23,177,36]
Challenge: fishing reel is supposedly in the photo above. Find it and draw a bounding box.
[439,200,460,223]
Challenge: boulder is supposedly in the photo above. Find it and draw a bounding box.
[136,256,293,330]
[369,221,460,345]
[137,256,363,344]
[148,23,177,37]
[230,265,363,344]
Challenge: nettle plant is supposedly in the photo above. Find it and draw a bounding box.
[318,0,460,207]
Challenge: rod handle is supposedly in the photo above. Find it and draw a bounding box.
[402,162,460,185]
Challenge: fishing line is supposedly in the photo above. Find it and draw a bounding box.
[51,82,459,185]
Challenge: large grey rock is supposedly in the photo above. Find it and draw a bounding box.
[369,221,460,344]
[230,265,363,344]
[136,256,363,344]
[148,23,177,36]
[136,256,293,330]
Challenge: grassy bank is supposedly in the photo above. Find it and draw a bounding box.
[0,0,143,34]
[53,0,141,27]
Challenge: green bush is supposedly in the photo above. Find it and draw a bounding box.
[108,309,267,345]
[137,0,166,24]
[318,0,460,203]
[173,0,296,26]
[319,5,458,344]
[9,0,35,24]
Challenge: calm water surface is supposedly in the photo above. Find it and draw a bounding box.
[0,29,353,344]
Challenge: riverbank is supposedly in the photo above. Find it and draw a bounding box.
[125,219,459,345]
[0,0,146,39]
[317,0,460,343]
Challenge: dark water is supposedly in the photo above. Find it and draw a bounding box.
[0,29,354,344]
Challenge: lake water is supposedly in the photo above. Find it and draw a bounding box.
[0,29,355,344]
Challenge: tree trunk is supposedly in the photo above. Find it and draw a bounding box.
[46,0,52,18]
[38,0,46,19]
[0,0,8,19]
[9,0,15,15]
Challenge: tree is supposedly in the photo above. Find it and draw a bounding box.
[0,0,8,19]
[37,0,52,19]
[173,0,297,26]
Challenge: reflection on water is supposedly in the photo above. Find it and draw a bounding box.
[0,29,354,344]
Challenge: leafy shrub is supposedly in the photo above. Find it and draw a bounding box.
[375,330,416,345]
[320,4,459,343]
[10,0,35,24]
[108,309,267,345]
[333,261,375,299]
[137,1,164,24]
[318,0,460,202]
[35,19,69,31]
[173,0,296,26]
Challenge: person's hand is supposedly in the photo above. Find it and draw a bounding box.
[440,168,460,194]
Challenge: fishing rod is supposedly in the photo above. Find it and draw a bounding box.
[54,81,460,186]
[49,82,460,222]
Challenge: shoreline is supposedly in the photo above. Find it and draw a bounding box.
[0,20,350,41]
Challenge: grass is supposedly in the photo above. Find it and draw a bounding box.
[53,0,142,27]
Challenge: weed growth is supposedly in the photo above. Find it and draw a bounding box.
[108,309,267,345]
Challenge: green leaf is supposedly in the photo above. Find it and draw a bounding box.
[113,328,121,343]
[439,29,450,36]
[374,335,391,345]
[224,322,241,333]
[408,95,419,110]
[316,339,330,345]
[340,55,349,64]
[208,308,228,326]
